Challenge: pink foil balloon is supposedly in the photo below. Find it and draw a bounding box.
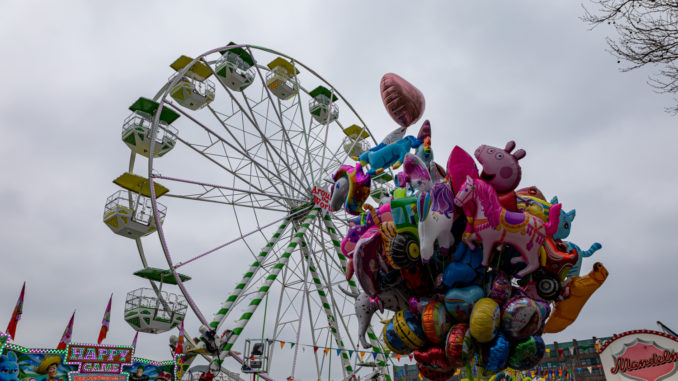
[380,73,425,127]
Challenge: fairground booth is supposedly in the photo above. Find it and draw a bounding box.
[0,332,179,381]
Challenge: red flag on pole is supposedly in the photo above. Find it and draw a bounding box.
[174,321,184,355]
[57,311,75,350]
[5,282,25,340]
[97,294,112,344]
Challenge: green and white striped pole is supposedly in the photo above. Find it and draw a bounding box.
[208,217,292,330]
[321,214,392,380]
[218,208,320,358]
[300,238,353,377]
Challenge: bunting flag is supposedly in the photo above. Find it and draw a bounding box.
[132,331,139,348]
[290,342,295,348]
[348,350,353,358]
[396,354,401,362]
[280,341,285,349]
[336,348,341,356]
[594,343,600,352]
[408,354,413,361]
[372,352,377,360]
[323,348,329,355]
[360,351,365,360]
[546,348,551,356]
[5,282,25,340]
[97,294,112,344]
[174,321,184,355]
[56,311,75,350]
[313,346,318,354]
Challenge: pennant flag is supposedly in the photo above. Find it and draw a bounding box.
[594,343,600,352]
[360,351,365,360]
[132,331,139,348]
[313,346,318,354]
[5,282,25,340]
[280,341,285,349]
[290,342,295,348]
[57,311,75,350]
[348,350,353,358]
[323,348,330,355]
[558,348,564,356]
[587,366,592,373]
[98,294,113,344]
[372,352,377,360]
[408,354,413,361]
[336,348,341,356]
[396,354,401,362]
[174,321,184,355]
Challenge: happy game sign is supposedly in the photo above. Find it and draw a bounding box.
[66,343,133,373]
[66,343,133,381]
[600,330,678,381]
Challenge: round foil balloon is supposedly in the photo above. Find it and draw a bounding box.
[422,301,452,344]
[445,285,485,322]
[507,335,546,370]
[380,73,425,127]
[393,310,427,349]
[470,298,501,343]
[486,271,512,305]
[382,319,412,355]
[501,297,542,340]
[445,323,469,367]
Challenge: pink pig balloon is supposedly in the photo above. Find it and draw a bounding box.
[380,73,425,127]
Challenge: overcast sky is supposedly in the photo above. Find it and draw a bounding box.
[1,1,677,380]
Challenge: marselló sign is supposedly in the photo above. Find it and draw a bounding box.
[600,330,678,381]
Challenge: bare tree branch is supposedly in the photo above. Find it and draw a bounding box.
[583,0,678,113]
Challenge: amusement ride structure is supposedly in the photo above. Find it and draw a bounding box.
[103,43,394,381]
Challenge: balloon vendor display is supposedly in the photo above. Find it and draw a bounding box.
[330,73,608,378]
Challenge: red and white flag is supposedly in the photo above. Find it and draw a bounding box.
[97,294,112,344]
[5,282,25,340]
[57,311,75,350]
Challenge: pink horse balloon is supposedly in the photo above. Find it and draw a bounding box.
[380,73,425,127]
[454,176,562,278]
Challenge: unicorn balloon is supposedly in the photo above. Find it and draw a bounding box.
[417,182,457,263]
[454,176,562,279]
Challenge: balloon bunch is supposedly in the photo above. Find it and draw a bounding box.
[331,74,609,379]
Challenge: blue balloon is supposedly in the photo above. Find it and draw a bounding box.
[444,285,485,322]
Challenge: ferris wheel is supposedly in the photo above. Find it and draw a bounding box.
[103,43,397,381]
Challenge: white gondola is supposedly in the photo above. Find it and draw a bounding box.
[342,136,370,159]
[265,57,299,101]
[169,55,216,110]
[309,94,339,124]
[124,288,187,334]
[215,51,255,92]
[170,75,215,110]
[103,190,167,239]
[122,112,178,158]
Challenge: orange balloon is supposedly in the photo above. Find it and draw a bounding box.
[380,73,425,127]
[544,262,608,333]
